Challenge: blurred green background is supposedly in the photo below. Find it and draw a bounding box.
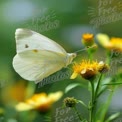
[0,0,122,122]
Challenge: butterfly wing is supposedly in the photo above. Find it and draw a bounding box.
[15,28,67,54]
[13,50,66,83]
[13,28,76,83]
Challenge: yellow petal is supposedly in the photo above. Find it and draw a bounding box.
[15,102,33,111]
[96,33,110,47]
[48,91,63,102]
[70,72,78,79]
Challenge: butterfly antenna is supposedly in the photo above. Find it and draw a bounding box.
[74,45,96,55]
[74,48,87,53]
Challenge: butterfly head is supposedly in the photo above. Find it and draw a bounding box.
[66,53,77,66]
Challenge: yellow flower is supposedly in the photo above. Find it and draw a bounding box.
[107,38,122,51]
[82,33,94,47]
[70,60,108,80]
[2,81,27,103]
[15,91,63,112]
[96,33,122,52]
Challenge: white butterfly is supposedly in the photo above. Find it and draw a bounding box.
[13,28,76,83]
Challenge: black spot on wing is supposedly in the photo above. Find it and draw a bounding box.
[25,44,29,48]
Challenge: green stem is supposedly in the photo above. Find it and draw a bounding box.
[89,81,95,122]
[88,49,93,61]
[73,106,83,122]
[89,74,103,122]
[106,50,112,65]
[94,73,103,99]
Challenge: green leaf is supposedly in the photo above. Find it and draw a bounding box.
[94,89,115,122]
[105,112,120,122]
[65,83,83,93]
[97,77,112,97]
[78,100,88,109]
[103,82,122,85]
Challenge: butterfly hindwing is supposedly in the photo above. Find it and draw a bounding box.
[13,50,66,83]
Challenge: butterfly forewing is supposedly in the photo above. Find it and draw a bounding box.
[15,28,67,54]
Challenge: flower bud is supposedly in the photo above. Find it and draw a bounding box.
[98,61,109,73]
[82,33,94,47]
[64,97,77,107]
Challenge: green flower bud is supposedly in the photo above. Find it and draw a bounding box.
[64,97,77,107]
